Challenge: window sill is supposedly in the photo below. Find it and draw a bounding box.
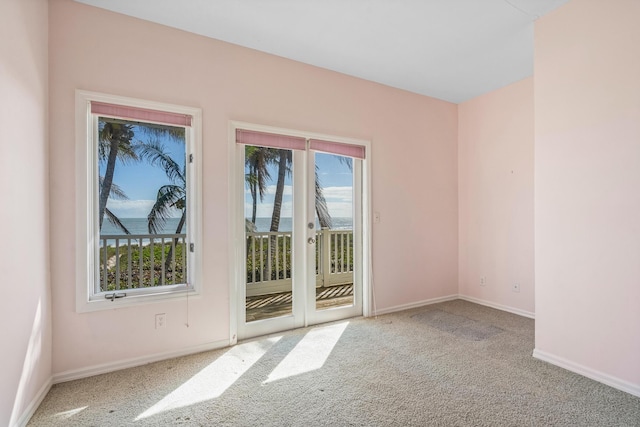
[76,286,198,313]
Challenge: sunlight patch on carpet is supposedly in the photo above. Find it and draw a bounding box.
[136,336,282,420]
[53,406,88,420]
[264,321,349,384]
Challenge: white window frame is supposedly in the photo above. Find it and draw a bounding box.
[75,90,202,312]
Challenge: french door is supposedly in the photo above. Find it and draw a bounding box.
[234,125,367,340]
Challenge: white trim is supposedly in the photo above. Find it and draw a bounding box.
[53,339,229,384]
[12,377,52,427]
[362,142,373,318]
[458,295,535,319]
[296,148,309,328]
[533,349,640,398]
[373,294,535,321]
[228,121,239,346]
[75,90,203,313]
[372,294,459,316]
[229,121,372,339]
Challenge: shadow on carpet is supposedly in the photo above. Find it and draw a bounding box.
[410,308,504,341]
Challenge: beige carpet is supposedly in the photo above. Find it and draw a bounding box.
[29,300,640,426]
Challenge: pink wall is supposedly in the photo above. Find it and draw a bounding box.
[458,78,534,316]
[48,0,458,375]
[535,0,640,393]
[0,0,51,424]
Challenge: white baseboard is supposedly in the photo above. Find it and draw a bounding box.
[457,295,535,319]
[372,295,535,319]
[53,339,229,384]
[533,348,640,398]
[372,294,459,316]
[13,377,52,427]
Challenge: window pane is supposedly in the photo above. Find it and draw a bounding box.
[244,146,294,322]
[97,117,187,291]
[314,152,354,311]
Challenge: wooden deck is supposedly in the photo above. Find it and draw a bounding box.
[245,283,354,322]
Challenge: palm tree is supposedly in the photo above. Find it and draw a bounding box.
[245,146,274,225]
[269,149,292,233]
[100,178,132,234]
[268,149,333,232]
[315,168,331,229]
[138,139,186,277]
[98,120,138,231]
[139,139,186,234]
[315,154,352,229]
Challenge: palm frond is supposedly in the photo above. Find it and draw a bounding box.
[98,121,138,164]
[256,165,270,200]
[115,144,138,164]
[338,155,353,171]
[104,208,131,234]
[147,184,185,234]
[139,124,185,143]
[245,218,257,232]
[315,170,332,229]
[137,139,185,185]
[99,177,129,200]
[245,146,274,201]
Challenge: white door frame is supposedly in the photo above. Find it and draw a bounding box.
[228,121,372,344]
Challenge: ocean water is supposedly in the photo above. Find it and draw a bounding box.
[249,217,352,232]
[101,218,183,236]
[100,217,353,235]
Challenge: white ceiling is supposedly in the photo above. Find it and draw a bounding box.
[75,0,568,103]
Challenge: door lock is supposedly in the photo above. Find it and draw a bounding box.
[307,237,316,244]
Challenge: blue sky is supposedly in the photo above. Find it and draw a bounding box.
[101,125,354,221]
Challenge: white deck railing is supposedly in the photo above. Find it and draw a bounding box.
[99,234,187,292]
[99,229,353,297]
[245,229,354,297]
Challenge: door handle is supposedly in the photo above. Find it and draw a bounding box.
[307,237,316,244]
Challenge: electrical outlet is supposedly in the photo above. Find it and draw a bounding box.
[480,276,486,286]
[155,313,167,329]
[512,283,520,293]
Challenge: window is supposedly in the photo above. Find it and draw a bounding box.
[76,91,202,312]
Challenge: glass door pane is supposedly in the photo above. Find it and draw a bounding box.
[244,146,294,322]
[313,152,355,311]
